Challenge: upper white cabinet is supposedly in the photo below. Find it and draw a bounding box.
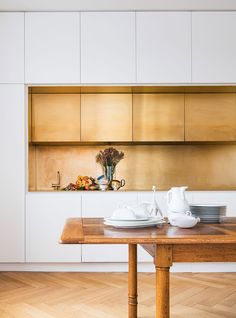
[0,13,24,83]
[26,193,82,262]
[136,12,191,83]
[192,12,236,83]
[0,85,25,262]
[25,12,80,84]
[81,12,135,83]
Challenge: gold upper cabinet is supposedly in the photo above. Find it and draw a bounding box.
[81,94,132,142]
[32,94,81,142]
[185,93,236,141]
[133,94,185,141]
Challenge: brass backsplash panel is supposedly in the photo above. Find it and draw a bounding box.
[29,144,236,191]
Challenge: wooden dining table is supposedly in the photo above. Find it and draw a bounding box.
[60,217,236,318]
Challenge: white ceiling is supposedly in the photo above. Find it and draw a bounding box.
[1,0,236,11]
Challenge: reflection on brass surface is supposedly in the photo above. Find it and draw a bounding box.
[30,144,236,191]
[133,94,184,141]
[81,94,132,142]
[185,93,236,141]
[32,94,81,142]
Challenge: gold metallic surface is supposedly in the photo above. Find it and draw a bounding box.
[31,144,236,191]
[32,94,81,142]
[81,94,132,142]
[185,93,236,141]
[133,94,184,141]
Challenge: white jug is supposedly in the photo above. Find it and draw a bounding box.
[167,186,190,214]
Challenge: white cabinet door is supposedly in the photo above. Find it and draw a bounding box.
[136,12,191,83]
[81,12,135,83]
[26,193,82,262]
[82,192,137,262]
[0,13,24,83]
[25,12,80,84]
[0,85,25,262]
[192,12,236,83]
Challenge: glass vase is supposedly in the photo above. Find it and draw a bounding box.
[104,165,115,184]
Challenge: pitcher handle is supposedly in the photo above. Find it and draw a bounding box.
[120,179,125,188]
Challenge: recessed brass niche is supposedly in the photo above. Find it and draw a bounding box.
[28,86,236,191]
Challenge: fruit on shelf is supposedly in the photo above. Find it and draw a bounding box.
[63,176,98,191]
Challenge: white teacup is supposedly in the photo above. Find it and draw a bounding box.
[99,183,108,191]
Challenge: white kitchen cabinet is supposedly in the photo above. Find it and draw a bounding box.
[81,12,135,83]
[0,13,24,83]
[81,192,137,262]
[192,12,236,83]
[136,12,191,83]
[0,85,25,262]
[26,193,82,262]
[25,12,80,84]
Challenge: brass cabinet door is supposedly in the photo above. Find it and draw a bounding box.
[81,94,132,141]
[185,93,236,141]
[133,94,184,141]
[32,94,81,142]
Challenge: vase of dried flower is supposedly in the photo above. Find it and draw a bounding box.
[104,165,115,184]
[96,147,124,190]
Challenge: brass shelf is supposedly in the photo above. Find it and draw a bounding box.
[29,141,236,146]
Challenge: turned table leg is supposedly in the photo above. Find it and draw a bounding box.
[155,245,173,318]
[156,265,170,318]
[128,244,137,318]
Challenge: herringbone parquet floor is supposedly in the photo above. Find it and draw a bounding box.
[0,272,235,318]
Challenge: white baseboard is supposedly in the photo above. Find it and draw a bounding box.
[0,262,235,272]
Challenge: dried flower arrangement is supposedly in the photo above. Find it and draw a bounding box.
[96,147,125,185]
[96,147,124,167]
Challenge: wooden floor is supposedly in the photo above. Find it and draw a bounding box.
[0,272,235,318]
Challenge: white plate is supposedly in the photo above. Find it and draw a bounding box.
[104,221,164,229]
[105,217,150,222]
[104,218,164,228]
[104,217,163,225]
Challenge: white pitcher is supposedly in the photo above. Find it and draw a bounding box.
[167,186,190,214]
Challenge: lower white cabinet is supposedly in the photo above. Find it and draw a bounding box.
[26,193,82,262]
[25,191,236,265]
[0,85,25,262]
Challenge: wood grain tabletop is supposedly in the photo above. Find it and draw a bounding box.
[60,217,236,245]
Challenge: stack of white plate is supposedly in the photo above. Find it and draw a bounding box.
[190,205,226,223]
[104,217,164,229]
